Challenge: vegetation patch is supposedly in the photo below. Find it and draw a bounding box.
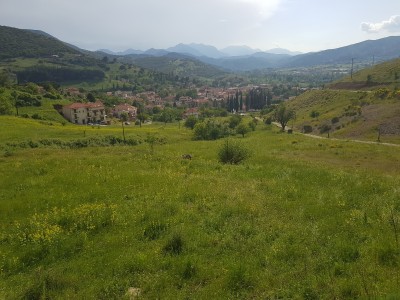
[217,139,250,164]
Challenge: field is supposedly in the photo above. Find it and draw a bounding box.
[1,116,400,299]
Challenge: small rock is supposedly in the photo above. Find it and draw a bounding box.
[126,287,141,299]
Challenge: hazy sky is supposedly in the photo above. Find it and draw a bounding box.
[1,0,400,53]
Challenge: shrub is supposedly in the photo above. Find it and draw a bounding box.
[143,221,167,240]
[218,139,250,165]
[3,149,13,157]
[31,113,43,120]
[319,124,331,134]
[193,120,230,140]
[310,110,320,118]
[331,117,340,124]
[377,245,398,267]
[163,234,183,255]
[182,261,196,280]
[264,116,272,125]
[248,120,257,131]
[374,88,390,99]
[228,115,242,129]
[303,125,313,133]
[184,116,198,129]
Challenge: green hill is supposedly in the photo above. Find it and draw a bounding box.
[330,58,400,90]
[0,26,80,60]
[286,59,400,143]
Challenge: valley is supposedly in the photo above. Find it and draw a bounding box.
[1,24,400,298]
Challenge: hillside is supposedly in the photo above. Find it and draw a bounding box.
[285,36,400,68]
[0,26,80,59]
[330,58,400,90]
[1,115,400,298]
[286,58,400,143]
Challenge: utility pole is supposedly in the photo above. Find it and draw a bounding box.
[351,58,354,79]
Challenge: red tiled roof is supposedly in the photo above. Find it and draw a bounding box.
[114,103,137,111]
[64,101,104,110]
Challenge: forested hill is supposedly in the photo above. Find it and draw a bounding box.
[0,25,80,59]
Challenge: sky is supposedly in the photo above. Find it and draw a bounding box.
[1,0,400,53]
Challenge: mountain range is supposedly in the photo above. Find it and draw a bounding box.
[97,37,400,72]
[1,25,400,74]
[99,43,301,59]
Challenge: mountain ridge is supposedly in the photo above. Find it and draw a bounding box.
[2,25,400,74]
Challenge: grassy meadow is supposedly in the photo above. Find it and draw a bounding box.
[1,116,400,299]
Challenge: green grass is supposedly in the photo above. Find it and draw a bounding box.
[1,117,400,298]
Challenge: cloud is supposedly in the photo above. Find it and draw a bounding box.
[0,0,285,50]
[361,15,400,33]
[234,0,283,18]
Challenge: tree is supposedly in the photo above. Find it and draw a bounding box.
[236,123,250,137]
[228,115,242,129]
[86,93,96,102]
[184,116,198,129]
[120,112,128,142]
[11,91,19,116]
[0,94,13,115]
[274,104,295,131]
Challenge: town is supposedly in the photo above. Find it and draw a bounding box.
[61,84,307,125]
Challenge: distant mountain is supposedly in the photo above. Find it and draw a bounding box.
[167,43,225,58]
[166,44,204,57]
[0,25,80,59]
[220,45,260,57]
[98,48,144,55]
[122,52,226,78]
[284,36,400,67]
[143,48,169,56]
[198,52,291,71]
[265,48,302,56]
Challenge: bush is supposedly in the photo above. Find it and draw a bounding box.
[163,234,183,255]
[319,124,331,134]
[303,125,313,133]
[184,116,198,129]
[193,120,230,140]
[331,116,340,124]
[264,116,272,125]
[31,113,43,120]
[310,111,320,118]
[143,221,167,240]
[248,120,257,131]
[218,139,250,165]
[228,115,242,129]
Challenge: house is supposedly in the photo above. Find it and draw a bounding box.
[62,101,106,125]
[113,103,138,120]
[193,98,210,107]
[183,108,199,119]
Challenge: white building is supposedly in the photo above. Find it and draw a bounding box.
[62,101,106,125]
